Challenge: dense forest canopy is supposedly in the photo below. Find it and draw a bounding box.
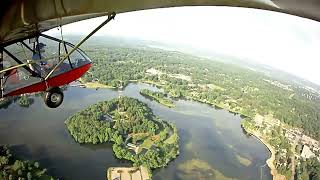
[0,145,53,180]
[66,97,179,170]
[81,44,320,140]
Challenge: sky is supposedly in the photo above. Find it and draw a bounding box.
[47,6,320,85]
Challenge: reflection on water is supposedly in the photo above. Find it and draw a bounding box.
[0,83,271,180]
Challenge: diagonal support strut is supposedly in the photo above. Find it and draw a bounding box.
[44,12,116,81]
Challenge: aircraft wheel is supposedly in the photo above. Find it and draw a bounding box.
[44,87,64,108]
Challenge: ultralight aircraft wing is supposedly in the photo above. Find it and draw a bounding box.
[1,0,320,46]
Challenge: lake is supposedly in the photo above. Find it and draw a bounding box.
[0,83,271,180]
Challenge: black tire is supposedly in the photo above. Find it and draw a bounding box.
[44,87,64,108]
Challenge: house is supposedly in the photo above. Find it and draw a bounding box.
[301,145,315,159]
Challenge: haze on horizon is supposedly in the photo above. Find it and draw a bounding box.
[47,6,320,86]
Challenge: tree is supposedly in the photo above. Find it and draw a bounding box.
[17,169,22,176]
[0,145,53,179]
[34,162,39,168]
[27,172,32,180]
[0,156,9,166]
[12,160,23,171]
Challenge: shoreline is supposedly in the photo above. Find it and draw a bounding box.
[78,79,161,89]
[251,133,276,177]
[139,91,175,108]
[78,79,116,89]
[74,81,280,179]
[248,130,285,180]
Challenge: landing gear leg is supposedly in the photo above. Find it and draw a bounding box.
[44,87,64,108]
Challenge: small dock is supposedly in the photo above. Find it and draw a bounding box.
[69,84,86,88]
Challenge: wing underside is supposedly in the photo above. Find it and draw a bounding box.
[1,0,320,46]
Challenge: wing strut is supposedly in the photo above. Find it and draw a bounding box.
[0,46,3,98]
[44,12,116,81]
[20,41,36,54]
[3,49,39,77]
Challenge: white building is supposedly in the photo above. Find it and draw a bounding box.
[301,145,316,159]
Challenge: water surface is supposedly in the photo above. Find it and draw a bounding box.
[0,83,271,180]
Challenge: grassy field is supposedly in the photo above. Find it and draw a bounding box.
[164,133,178,144]
[138,138,154,153]
[78,78,116,89]
[158,99,175,108]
